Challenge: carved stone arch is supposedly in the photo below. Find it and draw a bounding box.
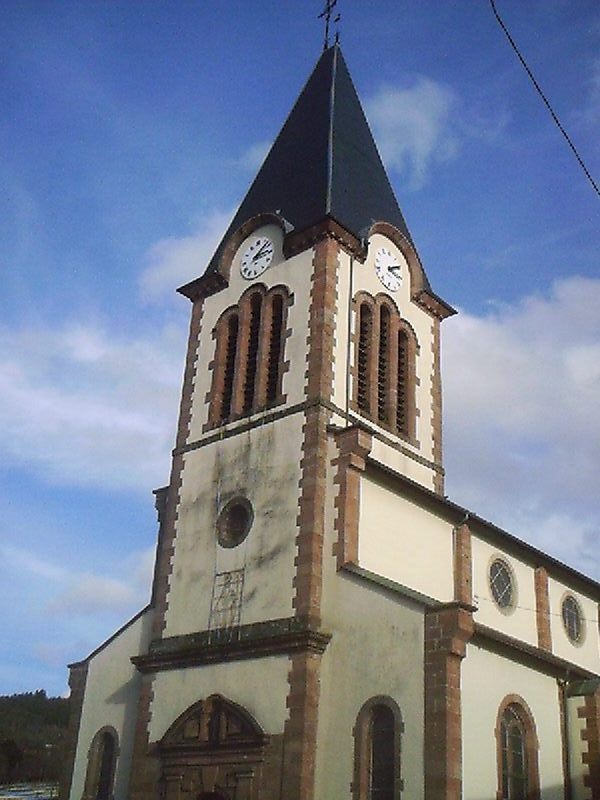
[82,725,119,800]
[161,694,267,749]
[368,221,428,296]
[353,695,403,800]
[159,695,269,800]
[218,213,289,282]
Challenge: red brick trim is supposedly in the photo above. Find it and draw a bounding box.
[494,695,541,800]
[453,523,472,606]
[282,652,322,800]
[424,604,474,800]
[578,688,600,797]
[60,661,89,800]
[534,566,553,652]
[283,236,340,800]
[284,216,364,260]
[332,425,372,569]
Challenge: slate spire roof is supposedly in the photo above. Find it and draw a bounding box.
[204,44,415,276]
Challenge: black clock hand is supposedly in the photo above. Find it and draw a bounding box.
[252,242,270,261]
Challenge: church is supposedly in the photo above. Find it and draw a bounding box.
[61,42,600,800]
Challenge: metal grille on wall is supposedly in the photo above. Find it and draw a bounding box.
[208,569,245,633]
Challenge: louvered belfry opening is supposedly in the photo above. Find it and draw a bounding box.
[243,292,263,414]
[377,306,390,424]
[396,329,408,436]
[354,293,416,442]
[357,303,372,413]
[221,313,239,422]
[208,285,289,429]
[267,293,284,405]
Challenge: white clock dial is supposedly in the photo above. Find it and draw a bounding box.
[375,247,402,292]
[240,236,274,279]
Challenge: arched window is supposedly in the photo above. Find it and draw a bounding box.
[82,727,119,800]
[357,303,373,414]
[266,293,284,405]
[495,697,540,800]
[208,286,290,428]
[353,293,417,442]
[353,697,402,800]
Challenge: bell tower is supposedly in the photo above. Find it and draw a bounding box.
[128,44,455,800]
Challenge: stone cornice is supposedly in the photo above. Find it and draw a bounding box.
[132,617,331,674]
[473,622,598,679]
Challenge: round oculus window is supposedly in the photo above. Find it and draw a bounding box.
[489,558,515,610]
[216,498,253,549]
[562,595,583,643]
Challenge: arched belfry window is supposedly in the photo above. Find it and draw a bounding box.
[353,697,403,800]
[208,285,290,428]
[82,726,119,800]
[353,293,417,442]
[495,697,540,800]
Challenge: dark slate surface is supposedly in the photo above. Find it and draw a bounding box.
[203,44,414,277]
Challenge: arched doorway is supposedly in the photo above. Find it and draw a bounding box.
[159,695,268,800]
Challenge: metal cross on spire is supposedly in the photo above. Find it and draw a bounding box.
[318,0,341,50]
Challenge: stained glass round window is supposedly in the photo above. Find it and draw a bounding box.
[217,498,253,549]
[562,595,583,643]
[489,558,515,610]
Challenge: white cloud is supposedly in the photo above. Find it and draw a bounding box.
[2,539,155,617]
[0,321,183,491]
[365,78,459,188]
[365,77,509,188]
[443,276,600,579]
[139,209,233,300]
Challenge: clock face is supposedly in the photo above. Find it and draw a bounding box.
[375,247,402,292]
[240,236,274,279]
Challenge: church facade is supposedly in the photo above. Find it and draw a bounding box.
[61,45,600,800]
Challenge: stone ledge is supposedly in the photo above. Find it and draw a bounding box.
[132,617,331,674]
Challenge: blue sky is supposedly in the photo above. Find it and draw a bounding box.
[1,1,599,697]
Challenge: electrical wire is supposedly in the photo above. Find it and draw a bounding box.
[489,0,600,198]
[474,592,599,626]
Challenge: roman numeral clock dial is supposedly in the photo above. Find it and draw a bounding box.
[240,236,274,279]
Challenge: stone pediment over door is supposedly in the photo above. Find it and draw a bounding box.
[158,694,270,800]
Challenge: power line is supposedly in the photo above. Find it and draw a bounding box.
[489,0,600,198]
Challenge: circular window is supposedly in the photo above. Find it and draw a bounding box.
[216,498,253,548]
[562,595,584,644]
[489,558,515,610]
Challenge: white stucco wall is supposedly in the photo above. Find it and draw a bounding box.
[70,609,153,800]
[548,576,600,673]
[358,471,454,602]
[462,644,564,800]
[471,536,538,648]
[318,437,425,798]
[165,413,303,637]
[149,654,290,743]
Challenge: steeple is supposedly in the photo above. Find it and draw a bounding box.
[203,44,415,277]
